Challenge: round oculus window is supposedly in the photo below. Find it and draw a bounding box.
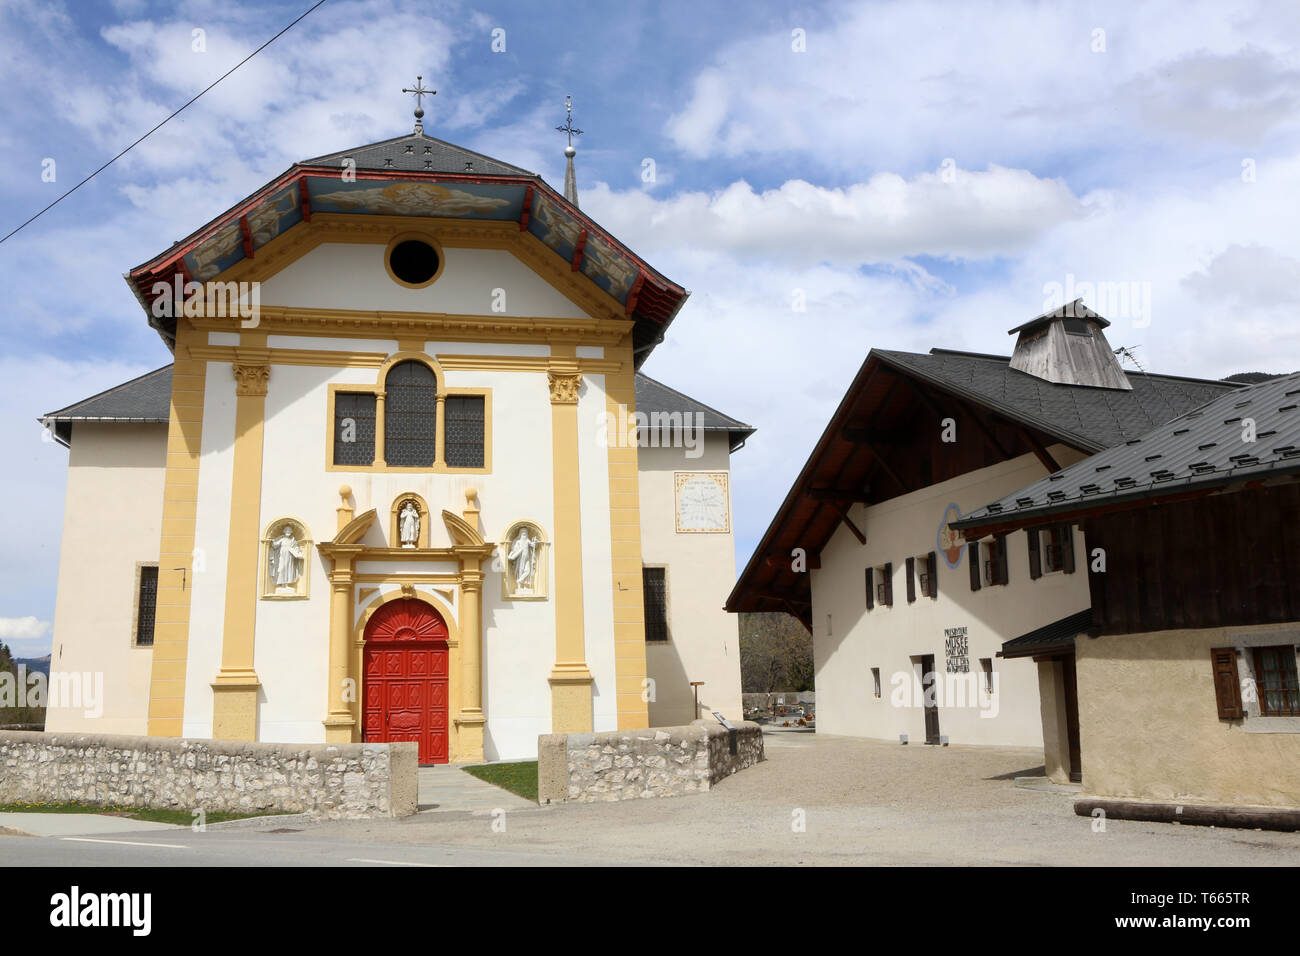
[388,239,440,286]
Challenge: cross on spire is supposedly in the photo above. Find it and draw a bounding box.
[556,94,583,149]
[402,75,436,134]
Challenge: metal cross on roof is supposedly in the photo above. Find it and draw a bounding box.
[555,94,583,148]
[402,76,436,134]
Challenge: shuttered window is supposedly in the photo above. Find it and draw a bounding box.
[969,542,982,591]
[384,361,437,467]
[878,563,893,607]
[983,535,1010,586]
[1253,646,1300,717]
[865,566,874,610]
[924,551,938,599]
[1210,647,1243,719]
[444,395,486,468]
[643,567,668,642]
[333,392,376,465]
[906,556,917,604]
[135,566,158,647]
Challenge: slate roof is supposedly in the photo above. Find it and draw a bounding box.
[635,373,755,452]
[953,370,1300,533]
[874,349,1237,453]
[299,132,535,177]
[1000,609,1093,659]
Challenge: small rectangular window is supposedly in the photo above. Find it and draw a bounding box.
[1253,645,1300,717]
[135,565,158,647]
[334,392,376,466]
[980,658,994,694]
[642,567,668,642]
[444,395,486,468]
[875,563,893,607]
[872,667,882,698]
[982,536,1009,586]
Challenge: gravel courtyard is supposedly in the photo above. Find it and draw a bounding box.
[313,731,1300,865]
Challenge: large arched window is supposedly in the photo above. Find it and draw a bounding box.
[384,360,437,467]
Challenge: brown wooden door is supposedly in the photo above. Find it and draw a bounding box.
[921,655,941,745]
[1062,653,1081,783]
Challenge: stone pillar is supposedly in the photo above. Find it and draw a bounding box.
[374,392,387,467]
[546,357,594,732]
[323,546,361,743]
[435,393,446,464]
[455,563,486,761]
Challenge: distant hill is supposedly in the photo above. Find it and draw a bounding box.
[15,656,50,677]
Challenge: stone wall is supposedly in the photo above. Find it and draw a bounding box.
[0,731,418,819]
[538,720,763,803]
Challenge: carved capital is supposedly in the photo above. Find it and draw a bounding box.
[547,370,582,404]
[232,363,270,396]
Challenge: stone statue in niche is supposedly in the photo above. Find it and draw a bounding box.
[507,527,538,593]
[269,525,304,593]
[399,501,420,548]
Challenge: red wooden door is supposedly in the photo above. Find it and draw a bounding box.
[363,599,449,764]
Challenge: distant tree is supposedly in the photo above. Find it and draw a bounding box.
[1223,372,1288,384]
[0,639,45,728]
[739,612,814,693]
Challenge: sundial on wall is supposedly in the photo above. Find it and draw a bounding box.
[675,472,730,533]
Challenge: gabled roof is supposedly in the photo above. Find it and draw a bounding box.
[299,132,535,177]
[953,369,1300,535]
[635,373,755,452]
[875,349,1235,452]
[39,365,173,446]
[999,609,1093,659]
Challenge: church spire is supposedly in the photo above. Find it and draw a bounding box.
[555,94,583,207]
[402,75,436,135]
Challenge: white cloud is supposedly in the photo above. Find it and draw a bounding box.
[0,616,50,641]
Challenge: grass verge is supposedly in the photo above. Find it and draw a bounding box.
[0,801,292,826]
[461,761,539,803]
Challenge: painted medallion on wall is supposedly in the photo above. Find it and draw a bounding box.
[936,502,965,569]
[260,518,312,599]
[675,472,730,533]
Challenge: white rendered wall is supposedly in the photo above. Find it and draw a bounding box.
[810,446,1091,748]
[639,435,744,725]
[45,424,167,735]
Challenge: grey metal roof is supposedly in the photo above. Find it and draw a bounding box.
[1000,609,1092,659]
[39,365,173,446]
[635,373,755,452]
[299,132,535,177]
[1008,297,1110,334]
[954,370,1300,532]
[873,348,1237,453]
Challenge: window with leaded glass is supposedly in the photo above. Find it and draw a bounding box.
[333,392,376,465]
[643,567,668,641]
[384,361,437,467]
[1253,646,1300,717]
[444,395,486,468]
[136,565,158,646]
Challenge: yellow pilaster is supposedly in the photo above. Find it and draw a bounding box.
[547,351,593,732]
[454,563,486,761]
[323,546,361,743]
[374,392,386,466]
[210,344,269,740]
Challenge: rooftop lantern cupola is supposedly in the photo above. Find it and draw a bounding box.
[1007,298,1132,390]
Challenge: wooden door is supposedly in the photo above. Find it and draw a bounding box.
[363,599,449,764]
[921,654,941,745]
[1062,653,1082,783]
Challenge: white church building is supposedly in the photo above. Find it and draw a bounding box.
[40,101,753,764]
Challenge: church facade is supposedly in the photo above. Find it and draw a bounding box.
[41,122,752,764]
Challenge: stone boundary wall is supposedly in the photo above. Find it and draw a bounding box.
[0,731,418,820]
[538,720,763,803]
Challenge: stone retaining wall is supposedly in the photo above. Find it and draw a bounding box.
[538,720,764,803]
[0,731,417,819]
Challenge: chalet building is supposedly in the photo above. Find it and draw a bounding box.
[726,300,1236,753]
[953,371,1300,814]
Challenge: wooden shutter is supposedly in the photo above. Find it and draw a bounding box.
[926,552,938,598]
[865,566,874,610]
[1027,528,1042,579]
[1061,523,1076,573]
[995,535,1010,585]
[968,543,981,591]
[1211,647,1243,719]
[906,556,916,603]
[882,562,893,606]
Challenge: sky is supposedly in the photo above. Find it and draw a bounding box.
[1,0,1298,656]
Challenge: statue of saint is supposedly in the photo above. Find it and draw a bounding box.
[269,525,304,593]
[507,527,538,592]
[399,501,420,548]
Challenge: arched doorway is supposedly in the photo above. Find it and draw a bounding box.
[363,598,449,764]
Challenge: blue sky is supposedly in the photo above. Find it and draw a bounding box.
[2,0,1299,655]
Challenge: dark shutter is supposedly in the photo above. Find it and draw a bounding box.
[1211,647,1243,719]
[882,562,893,606]
[926,552,938,598]
[642,567,668,641]
[995,535,1010,585]
[968,542,981,591]
[444,395,486,468]
[1028,528,1042,579]
[906,556,916,603]
[1061,523,1076,573]
[384,360,437,467]
[135,566,158,647]
[333,392,376,465]
[865,566,874,610]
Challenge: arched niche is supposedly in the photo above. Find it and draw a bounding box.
[260,517,313,600]
[391,493,431,549]
[498,520,549,601]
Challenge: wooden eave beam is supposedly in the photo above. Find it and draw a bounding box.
[298,178,312,223]
[571,229,587,271]
[519,184,533,230]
